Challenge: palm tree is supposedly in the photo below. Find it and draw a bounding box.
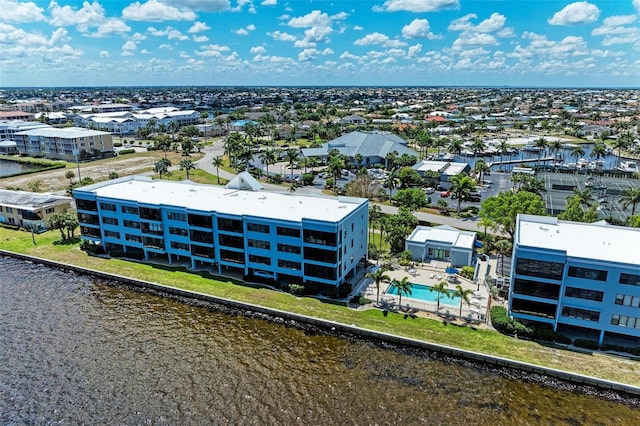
[284,149,300,182]
[572,188,594,207]
[620,187,640,218]
[476,216,495,237]
[570,145,585,173]
[534,137,547,165]
[470,137,486,158]
[384,168,400,202]
[610,135,631,168]
[452,284,474,318]
[365,266,391,304]
[327,154,345,192]
[65,170,75,184]
[392,276,413,307]
[497,139,510,167]
[212,156,224,184]
[449,173,476,214]
[180,158,196,180]
[430,281,450,312]
[259,150,277,177]
[447,138,464,156]
[590,142,607,170]
[548,139,563,161]
[494,239,512,276]
[153,158,171,179]
[369,204,382,250]
[473,159,490,184]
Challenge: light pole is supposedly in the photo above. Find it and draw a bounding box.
[72,148,82,182]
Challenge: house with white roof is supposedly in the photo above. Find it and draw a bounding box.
[405,225,477,267]
[73,176,369,289]
[0,189,72,231]
[508,214,640,346]
[412,160,471,189]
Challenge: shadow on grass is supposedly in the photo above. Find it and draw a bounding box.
[53,237,82,246]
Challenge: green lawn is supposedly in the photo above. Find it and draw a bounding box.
[2,226,639,387]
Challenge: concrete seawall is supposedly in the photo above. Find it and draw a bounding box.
[2,249,640,399]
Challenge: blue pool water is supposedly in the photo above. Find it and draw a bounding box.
[386,283,461,306]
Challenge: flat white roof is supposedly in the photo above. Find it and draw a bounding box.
[412,160,469,176]
[84,177,366,223]
[516,215,640,265]
[408,225,475,249]
[15,126,110,138]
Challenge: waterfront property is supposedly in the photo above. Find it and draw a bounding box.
[0,189,72,231]
[411,160,472,189]
[405,225,477,268]
[73,175,369,289]
[508,214,640,346]
[12,127,115,162]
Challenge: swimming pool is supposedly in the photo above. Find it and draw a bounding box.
[386,283,461,306]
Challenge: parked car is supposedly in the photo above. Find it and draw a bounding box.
[424,187,436,194]
[440,190,451,198]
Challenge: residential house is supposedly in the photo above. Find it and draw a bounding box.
[0,189,72,231]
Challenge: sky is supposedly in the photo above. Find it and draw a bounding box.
[1,0,639,88]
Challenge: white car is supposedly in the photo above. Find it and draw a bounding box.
[424,187,436,194]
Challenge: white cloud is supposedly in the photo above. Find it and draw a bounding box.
[379,0,459,12]
[407,43,422,58]
[122,40,138,56]
[353,25,363,31]
[165,0,230,12]
[188,22,210,33]
[354,32,390,45]
[90,19,131,38]
[452,33,498,49]
[195,44,231,57]
[634,0,640,13]
[148,26,189,41]
[0,0,45,23]
[192,35,209,42]
[261,0,276,5]
[449,13,507,33]
[235,24,256,35]
[268,31,296,41]
[99,50,110,58]
[298,48,319,61]
[250,45,266,54]
[402,19,438,39]
[287,10,331,28]
[122,0,196,22]
[548,2,600,26]
[591,15,639,45]
[49,1,105,27]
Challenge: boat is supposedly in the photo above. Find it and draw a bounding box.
[589,160,605,170]
[616,161,638,173]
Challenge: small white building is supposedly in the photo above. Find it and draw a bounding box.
[412,160,471,189]
[405,225,477,267]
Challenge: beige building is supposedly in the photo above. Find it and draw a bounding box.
[0,189,72,232]
[12,127,115,161]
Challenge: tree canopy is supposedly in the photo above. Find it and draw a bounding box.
[480,190,546,242]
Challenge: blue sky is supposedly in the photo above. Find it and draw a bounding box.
[1,0,639,88]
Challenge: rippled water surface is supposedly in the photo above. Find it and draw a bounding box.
[1,257,638,425]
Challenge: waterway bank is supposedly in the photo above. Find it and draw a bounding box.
[2,249,640,405]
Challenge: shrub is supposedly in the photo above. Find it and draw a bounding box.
[460,265,475,280]
[301,173,314,186]
[359,296,372,305]
[118,148,136,155]
[490,306,532,336]
[573,339,600,350]
[324,178,334,189]
[267,174,283,184]
[288,283,305,295]
[113,142,123,147]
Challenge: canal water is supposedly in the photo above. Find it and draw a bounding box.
[1,256,638,425]
[0,159,42,178]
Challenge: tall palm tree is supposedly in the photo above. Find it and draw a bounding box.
[180,158,196,180]
[470,137,486,158]
[494,239,512,276]
[590,142,607,170]
[365,266,391,304]
[154,158,171,179]
[384,168,400,202]
[259,150,277,177]
[430,281,450,312]
[327,154,345,192]
[473,159,490,184]
[449,173,476,214]
[392,276,413,307]
[572,188,594,207]
[571,145,585,173]
[284,149,300,182]
[212,156,224,184]
[611,134,632,168]
[497,139,510,166]
[452,284,474,318]
[476,216,495,237]
[369,204,382,250]
[447,139,464,156]
[620,187,640,218]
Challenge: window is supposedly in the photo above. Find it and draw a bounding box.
[140,207,161,221]
[141,222,163,235]
[99,202,117,212]
[611,314,640,328]
[304,247,337,264]
[142,236,164,249]
[248,239,270,250]
[76,199,97,211]
[614,294,640,307]
[5,207,13,213]
[278,259,301,270]
[277,243,300,254]
[169,227,189,237]
[45,207,55,214]
[123,220,140,229]
[125,234,142,243]
[121,205,139,215]
[564,287,604,302]
[513,278,560,300]
[515,258,564,280]
[104,230,120,239]
[219,234,244,249]
[101,216,118,226]
[619,273,640,287]
[303,229,337,246]
[170,241,190,251]
[218,217,243,233]
[249,254,271,265]
[568,266,607,282]
[188,213,212,228]
[167,211,186,221]
[561,306,600,322]
[277,226,300,238]
[247,223,270,233]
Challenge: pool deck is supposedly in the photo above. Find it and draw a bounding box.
[360,259,493,326]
